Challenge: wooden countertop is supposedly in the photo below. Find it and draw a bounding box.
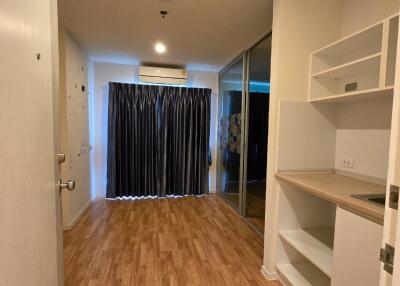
[275,172,385,224]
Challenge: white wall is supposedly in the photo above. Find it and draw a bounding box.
[59,28,91,229]
[277,101,336,172]
[277,98,392,181]
[342,0,399,36]
[334,98,392,180]
[89,62,218,197]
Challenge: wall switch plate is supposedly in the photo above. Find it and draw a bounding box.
[341,156,355,169]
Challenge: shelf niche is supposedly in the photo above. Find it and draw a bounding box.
[277,262,330,286]
[311,23,383,74]
[276,182,335,285]
[309,15,398,103]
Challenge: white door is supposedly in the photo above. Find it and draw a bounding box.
[0,0,63,285]
[380,10,400,286]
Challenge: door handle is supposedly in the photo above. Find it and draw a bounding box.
[57,179,75,191]
[57,153,66,164]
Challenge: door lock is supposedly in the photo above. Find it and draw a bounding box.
[57,179,76,191]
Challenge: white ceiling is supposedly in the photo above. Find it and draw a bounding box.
[58,0,273,71]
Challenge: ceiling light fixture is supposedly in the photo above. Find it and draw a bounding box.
[155,42,167,54]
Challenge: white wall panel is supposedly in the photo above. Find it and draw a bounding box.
[59,28,91,229]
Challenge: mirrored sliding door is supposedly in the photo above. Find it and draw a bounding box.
[243,35,272,232]
[216,56,245,212]
[216,34,272,234]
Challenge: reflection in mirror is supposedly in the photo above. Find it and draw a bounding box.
[217,58,244,211]
[244,35,271,233]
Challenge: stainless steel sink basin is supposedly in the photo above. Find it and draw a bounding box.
[351,193,386,207]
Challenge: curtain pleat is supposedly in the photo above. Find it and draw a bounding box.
[106,83,211,198]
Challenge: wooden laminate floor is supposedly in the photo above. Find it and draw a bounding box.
[64,194,279,286]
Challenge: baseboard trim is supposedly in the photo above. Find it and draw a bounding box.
[261,265,278,281]
[95,193,217,198]
[63,200,91,231]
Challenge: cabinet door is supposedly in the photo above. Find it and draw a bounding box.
[332,207,383,286]
[381,10,400,286]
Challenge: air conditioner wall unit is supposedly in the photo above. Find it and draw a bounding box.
[139,66,188,85]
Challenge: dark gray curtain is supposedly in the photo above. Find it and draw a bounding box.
[106,82,211,198]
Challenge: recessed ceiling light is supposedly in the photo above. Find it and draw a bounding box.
[155,42,166,54]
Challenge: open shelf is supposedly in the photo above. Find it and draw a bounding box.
[311,22,383,74]
[277,262,330,286]
[311,53,381,79]
[309,15,398,103]
[309,51,382,101]
[279,228,334,277]
[309,86,393,103]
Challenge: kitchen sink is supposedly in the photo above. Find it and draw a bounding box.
[351,193,386,207]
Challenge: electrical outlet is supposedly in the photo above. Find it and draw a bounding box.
[340,157,355,169]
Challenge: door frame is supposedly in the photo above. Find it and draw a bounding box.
[50,0,64,283]
[380,11,400,286]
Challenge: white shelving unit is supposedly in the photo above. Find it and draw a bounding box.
[274,10,400,286]
[311,23,383,73]
[277,262,330,286]
[279,228,334,277]
[311,53,381,79]
[309,14,398,103]
[276,183,335,285]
